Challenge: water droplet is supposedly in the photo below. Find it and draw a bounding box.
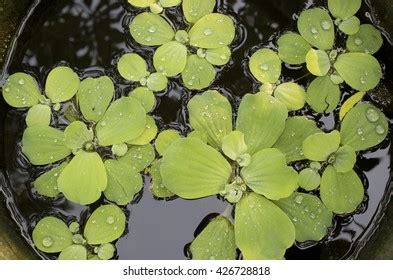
[18,78,25,85]
[106,216,115,225]
[310,27,318,34]
[366,108,379,123]
[259,64,269,71]
[375,125,385,135]
[321,21,331,30]
[292,217,298,222]
[148,25,157,33]
[101,121,107,127]
[294,195,303,204]
[354,38,363,46]
[310,213,316,219]
[357,128,364,135]
[209,256,215,260]
[220,54,227,60]
[4,87,10,92]
[203,29,213,36]
[42,236,53,247]
[145,36,152,42]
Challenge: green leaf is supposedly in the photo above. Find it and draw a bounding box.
[249,48,281,84]
[303,130,341,162]
[84,204,126,245]
[320,166,364,214]
[97,243,116,260]
[188,90,232,148]
[26,104,51,127]
[153,41,188,77]
[334,53,382,91]
[275,192,333,242]
[150,159,174,198]
[2,73,42,108]
[236,93,288,155]
[64,121,94,151]
[161,138,232,199]
[128,0,155,7]
[273,116,322,163]
[58,151,107,205]
[298,168,321,191]
[34,162,67,198]
[127,115,158,146]
[273,82,306,111]
[221,131,249,165]
[117,53,149,82]
[130,12,175,46]
[340,103,389,151]
[22,126,71,165]
[45,66,79,103]
[96,97,146,146]
[235,193,295,260]
[182,0,215,24]
[339,91,365,121]
[297,8,334,50]
[241,148,298,200]
[182,55,215,90]
[119,144,156,171]
[306,49,331,76]
[338,16,360,35]
[155,129,181,156]
[188,14,235,49]
[328,0,361,20]
[332,145,356,173]
[205,47,231,66]
[112,143,128,157]
[32,217,73,253]
[129,87,155,112]
[58,245,87,260]
[346,24,383,54]
[104,159,143,205]
[277,32,311,64]
[306,75,341,113]
[187,130,208,143]
[190,215,236,260]
[77,76,114,122]
[146,72,168,92]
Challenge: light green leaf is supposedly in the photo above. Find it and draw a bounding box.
[275,192,332,242]
[241,148,298,200]
[188,90,232,148]
[130,12,175,46]
[205,47,231,66]
[104,159,143,205]
[64,121,94,151]
[155,129,181,156]
[58,245,87,260]
[127,115,157,146]
[273,116,322,163]
[334,53,382,91]
[182,0,215,24]
[112,143,128,157]
[303,130,340,162]
[2,73,42,108]
[32,217,73,253]
[190,215,236,260]
[221,131,249,165]
[306,75,341,113]
[236,93,288,155]
[340,103,389,151]
[297,8,335,50]
[84,204,126,245]
[235,193,295,260]
[45,66,79,103]
[22,126,71,165]
[129,87,155,112]
[187,130,208,143]
[34,162,67,198]
[119,144,156,171]
[128,0,155,8]
[306,49,331,76]
[249,49,281,84]
[347,24,383,54]
[161,138,232,199]
[320,166,364,214]
[332,145,356,173]
[182,55,215,90]
[273,82,306,111]
[277,32,311,64]
[118,53,148,82]
[150,159,174,199]
[328,0,361,20]
[58,151,107,205]
[77,76,114,122]
[188,14,235,49]
[96,97,146,146]
[339,16,360,35]
[298,168,321,191]
[26,104,51,127]
[339,91,365,121]
[146,72,168,92]
[97,243,116,260]
[153,41,188,77]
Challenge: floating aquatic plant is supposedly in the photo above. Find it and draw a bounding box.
[128,0,182,14]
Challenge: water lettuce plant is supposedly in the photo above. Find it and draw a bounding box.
[128,0,182,14]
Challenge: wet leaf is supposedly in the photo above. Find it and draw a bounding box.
[298,168,321,191]
[339,91,365,121]
[155,129,181,156]
[182,0,215,24]
[153,41,188,77]
[2,73,42,108]
[320,166,364,214]
[236,93,288,155]
[306,75,341,113]
[187,130,208,143]
[45,66,79,103]
[22,126,71,165]
[58,151,107,205]
[128,0,155,7]
[182,55,215,90]
[118,53,149,82]
[97,243,116,260]
[32,217,73,253]
[277,32,311,64]
[334,53,382,91]
[221,131,249,165]
[58,245,87,260]
[146,72,168,92]
[188,90,232,148]
[332,145,356,173]
[346,24,383,54]
[241,148,298,200]
[275,192,332,242]
[306,49,331,76]
[129,87,155,112]
[190,215,236,260]
[249,49,281,84]
[235,193,295,260]
[150,159,174,198]
[161,138,232,199]
[26,104,51,127]
[84,204,126,245]
[340,103,389,151]
[205,47,231,66]
[119,144,156,171]
[64,121,94,151]
[338,16,360,35]
[273,82,306,111]
[34,162,67,198]
[303,130,341,162]
[328,0,361,20]
[112,143,128,157]
[130,12,175,46]
[127,115,157,145]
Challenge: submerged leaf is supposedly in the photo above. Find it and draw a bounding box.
[205,47,231,66]
[146,72,168,92]
[277,32,311,64]
[328,0,361,20]
[64,121,94,151]
[34,162,67,198]
[182,55,215,90]
[58,245,87,260]
[346,24,383,54]
[120,144,156,171]
[26,104,51,127]
[306,75,341,113]
[153,41,188,77]
[182,0,216,24]
[298,168,321,191]
[306,49,331,77]
[273,82,306,111]
[249,49,281,84]
[303,130,341,162]
[150,159,174,198]
[338,16,360,35]
[45,66,79,103]
[129,87,155,112]
[2,73,41,108]
[118,53,149,82]
[155,129,181,156]
[339,92,365,121]
[127,115,158,145]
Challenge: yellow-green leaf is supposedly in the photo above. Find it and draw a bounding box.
[249,49,281,84]
[45,66,79,103]
[2,73,41,108]
[182,0,215,24]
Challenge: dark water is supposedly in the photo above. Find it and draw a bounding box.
[0,0,392,260]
